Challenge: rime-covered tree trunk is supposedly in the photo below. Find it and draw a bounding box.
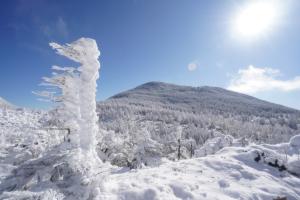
[78,44,100,153]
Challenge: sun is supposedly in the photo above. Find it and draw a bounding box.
[233,1,278,38]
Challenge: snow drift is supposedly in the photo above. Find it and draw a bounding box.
[2,132,300,199]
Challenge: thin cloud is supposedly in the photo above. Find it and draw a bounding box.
[228,65,300,94]
[56,17,68,38]
[187,61,198,71]
[41,25,52,37]
[40,17,69,38]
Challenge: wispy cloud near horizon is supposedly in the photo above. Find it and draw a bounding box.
[228,65,300,94]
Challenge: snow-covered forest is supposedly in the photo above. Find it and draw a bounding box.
[96,82,300,168]
[0,38,300,199]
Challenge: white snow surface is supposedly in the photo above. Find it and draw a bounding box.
[96,135,300,200]
[99,149,300,200]
[1,110,300,200]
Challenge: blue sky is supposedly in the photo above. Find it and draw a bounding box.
[0,0,300,109]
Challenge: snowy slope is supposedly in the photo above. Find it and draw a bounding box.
[0,105,50,147]
[1,134,300,200]
[0,103,64,188]
[99,143,300,200]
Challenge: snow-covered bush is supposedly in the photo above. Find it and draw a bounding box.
[239,134,300,177]
[194,133,234,157]
[290,135,300,149]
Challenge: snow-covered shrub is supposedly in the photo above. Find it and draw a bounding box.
[194,133,234,157]
[290,135,300,149]
[234,134,300,177]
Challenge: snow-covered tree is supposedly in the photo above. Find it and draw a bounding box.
[36,38,101,162]
[30,38,103,199]
[49,38,101,155]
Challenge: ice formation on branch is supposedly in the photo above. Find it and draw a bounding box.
[33,65,82,146]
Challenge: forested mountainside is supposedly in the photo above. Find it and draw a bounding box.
[97,82,300,166]
[110,81,299,117]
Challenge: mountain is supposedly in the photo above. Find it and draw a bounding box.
[0,97,16,109]
[110,81,299,116]
[96,82,300,166]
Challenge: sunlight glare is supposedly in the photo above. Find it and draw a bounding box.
[234,2,278,38]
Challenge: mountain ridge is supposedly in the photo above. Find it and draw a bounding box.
[108,81,300,115]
